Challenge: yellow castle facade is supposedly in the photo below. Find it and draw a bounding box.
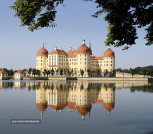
[36,40,115,77]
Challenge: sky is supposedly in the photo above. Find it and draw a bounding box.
[0,0,153,70]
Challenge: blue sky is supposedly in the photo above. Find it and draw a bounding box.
[0,0,152,70]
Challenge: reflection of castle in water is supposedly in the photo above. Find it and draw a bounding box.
[36,81,115,120]
[0,81,152,120]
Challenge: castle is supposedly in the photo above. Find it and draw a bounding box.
[36,40,115,77]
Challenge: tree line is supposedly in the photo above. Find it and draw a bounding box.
[116,66,153,77]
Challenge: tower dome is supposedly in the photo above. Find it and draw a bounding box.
[78,40,90,54]
[36,102,48,111]
[104,46,115,57]
[37,42,48,56]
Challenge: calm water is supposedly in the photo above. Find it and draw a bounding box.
[0,80,153,134]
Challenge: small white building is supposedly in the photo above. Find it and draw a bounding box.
[15,70,26,80]
[0,70,8,80]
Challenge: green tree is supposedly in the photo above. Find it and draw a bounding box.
[36,70,41,77]
[112,69,116,77]
[80,70,84,77]
[28,68,32,75]
[90,0,153,49]
[146,68,153,77]
[10,0,64,31]
[60,69,63,77]
[51,69,55,77]
[11,0,153,48]
[67,69,72,76]
[42,69,47,76]
[130,68,135,77]
[96,69,101,77]
[32,68,37,77]
[104,69,108,77]
[46,70,50,77]
[87,69,91,76]
[56,69,59,75]
[8,69,14,76]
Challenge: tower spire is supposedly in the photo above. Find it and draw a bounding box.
[108,45,111,50]
[108,111,110,116]
[41,111,44,120]
[89,41,92,55]
[41,41,44,48]
[82,39,85,45]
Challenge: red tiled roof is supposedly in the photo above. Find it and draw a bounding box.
[15,70,26,74]
[68,50,78,58]
[78,45,90,54]
[104,49,115,57]
[49,49,68,55]
[96,56,104,60]
[91,55,97,60]
[0,70,8,74]
[37,48,48,56]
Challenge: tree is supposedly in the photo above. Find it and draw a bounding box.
[51,69,55,77]
[104,69,108,77]
[112,69,116,77]
[130,68,135,77]
[36,70,41,77]
[11,0,153,49]
[60,69,63,77]
[56,69,59,75]
[67,69,72,76]
[140,68,147,77]
[146,68,153,77]
[87,69,91,76]
[28,68,32,75]
[80,70,84,77]
[32,68,37,77]
[10,0,64,32]
[42,69,47,76]
[46,70,50,77]
[8,69,14,76]
[96,69,101,77]
[89,0,153,49]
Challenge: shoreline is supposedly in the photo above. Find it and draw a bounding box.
[22,77,153,83]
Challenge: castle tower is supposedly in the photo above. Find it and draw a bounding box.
[77,40,91,75]
[103,46,115,73]
[102,85,115,116]
[36,42,48,71]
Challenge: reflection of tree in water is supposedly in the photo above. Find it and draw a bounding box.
[130,85,153,93]
[1,81,152,94]
[80,83,84,90]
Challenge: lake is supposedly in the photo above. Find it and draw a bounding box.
[0,80,153,134]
